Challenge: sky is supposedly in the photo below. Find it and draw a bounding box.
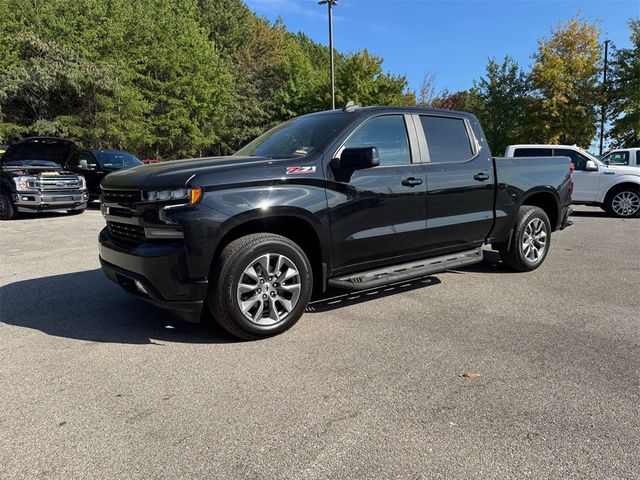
[244,0,639,96]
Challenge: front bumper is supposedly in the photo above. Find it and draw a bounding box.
[13,190,89,212]
[99,228,208,322]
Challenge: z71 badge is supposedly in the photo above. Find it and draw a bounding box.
[286,166,316,175]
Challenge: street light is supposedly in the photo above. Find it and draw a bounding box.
[599,39,610,157]
[319,0,337,109]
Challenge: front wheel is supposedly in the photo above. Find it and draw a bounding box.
[498,206,551,272]
[0,191,18,220]
[208,233,313,340]
[605,187,640,218]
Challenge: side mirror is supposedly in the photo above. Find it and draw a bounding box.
[332,147,380,170]
[585,160,598,171]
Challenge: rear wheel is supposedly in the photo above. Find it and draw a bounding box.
[0,191,18,220]
[498,206,551,272]
[208,233,313,340]
[605,187,640,218]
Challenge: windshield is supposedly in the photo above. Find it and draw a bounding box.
[96,151,142,168]
[2,159,61,167]
[234,113,353,158]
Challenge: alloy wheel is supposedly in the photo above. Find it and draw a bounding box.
[236,253,302,326]
[611,191,640,217]
[522,217,547,264]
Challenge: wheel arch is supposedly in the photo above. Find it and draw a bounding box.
[520,187,560,231]
[602,180,640,204]
[211,207,329,293]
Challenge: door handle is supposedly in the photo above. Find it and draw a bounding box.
[402,177,423,187]
[473,172,490,181]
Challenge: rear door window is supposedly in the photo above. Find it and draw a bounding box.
[420,116,474,163]
[513,148,552,157]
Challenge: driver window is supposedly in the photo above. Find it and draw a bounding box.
[554,148,587,170]
[345,115,411,166]
[608,152,629,166]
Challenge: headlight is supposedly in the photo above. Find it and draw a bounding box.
[79,176,87,189]
[12,176,36,191]
[145,187,202,205]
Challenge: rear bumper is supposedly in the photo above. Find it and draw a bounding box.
[14,190,89,212]
[99,228,208,322]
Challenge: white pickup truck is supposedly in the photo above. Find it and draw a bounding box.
[601,148,640,167]
[505,145,640,218]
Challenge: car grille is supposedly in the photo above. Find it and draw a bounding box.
[102,189,142,204]
[106,221,146,248]
[37,175,82,191]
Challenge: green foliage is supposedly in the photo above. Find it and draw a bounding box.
[0,0,413,158]
[608,18,640,147]
[468,56,533,154]
[530,17,602,148]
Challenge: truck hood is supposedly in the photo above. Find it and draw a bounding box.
[101,155,276,190]
[2,137,76,165]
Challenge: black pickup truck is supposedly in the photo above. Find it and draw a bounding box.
[99,106,572,339]
[0,137,89,220]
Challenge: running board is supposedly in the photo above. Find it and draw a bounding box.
[327,248,483,291]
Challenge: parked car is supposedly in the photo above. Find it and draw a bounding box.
[505,144,640,218]
[600,148,640,167]
[66,149,142,199]
[99,106,572,340]
[0,137,88,220]
[142,158,161,164]
[0,145,8,157]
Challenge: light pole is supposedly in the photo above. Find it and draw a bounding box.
[599,39,610,157]
[319,0,337,109]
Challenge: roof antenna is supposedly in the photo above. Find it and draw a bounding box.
[343,100,358,112]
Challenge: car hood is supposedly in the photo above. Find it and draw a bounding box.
[101,155,276,190]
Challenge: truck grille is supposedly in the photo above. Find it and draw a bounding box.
[107,221,146,248]
[102,189,142,204]
[37,175,82,190]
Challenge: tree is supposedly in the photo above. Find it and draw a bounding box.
[335,50,415,107]
[530,17,602,148]
[428,89,473,111]
[417,72,438,107]
[608,18,640,147]
[468,56,533,154]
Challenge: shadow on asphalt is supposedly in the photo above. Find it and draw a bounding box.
[1,253,507,342]
[0,269,235,344]
[569,210,610,218]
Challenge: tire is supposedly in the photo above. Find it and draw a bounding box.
[67,208,86,215]
[604,186,640,218]
[0,190,18,220]
[499,206,551,272]
[208,233,313,340]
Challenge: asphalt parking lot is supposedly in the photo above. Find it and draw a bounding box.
[0,205,638,479]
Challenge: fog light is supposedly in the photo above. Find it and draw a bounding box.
[134,280,148,295]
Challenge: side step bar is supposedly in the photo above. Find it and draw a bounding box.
[327,247,483,291]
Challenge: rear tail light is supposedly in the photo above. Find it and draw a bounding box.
[569,162,575,195]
